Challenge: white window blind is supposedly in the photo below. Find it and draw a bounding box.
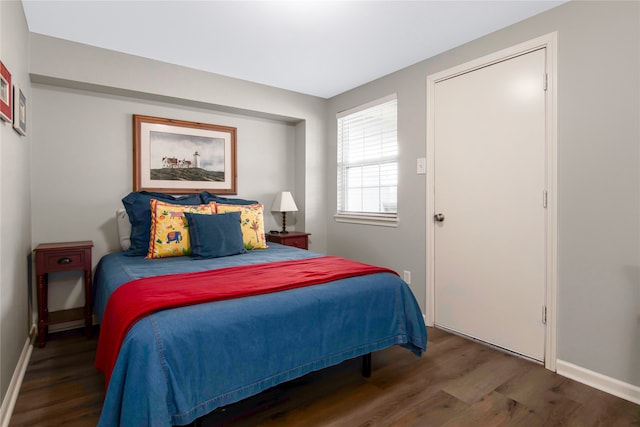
[336,95,398,226]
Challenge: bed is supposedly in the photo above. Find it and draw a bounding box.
[93,192,427,426]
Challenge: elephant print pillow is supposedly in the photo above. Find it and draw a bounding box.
[146,199,213,259]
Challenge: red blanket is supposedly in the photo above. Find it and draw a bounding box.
[95,256,396,386]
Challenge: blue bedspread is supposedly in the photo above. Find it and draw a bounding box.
[94,244,427,426]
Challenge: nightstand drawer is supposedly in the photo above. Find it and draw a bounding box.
[285,236,308,249]
[41,249,86,272]
[266,232,310,250]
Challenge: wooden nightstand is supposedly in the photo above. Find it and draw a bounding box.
[266,231,311,250]
[34,240,93,347]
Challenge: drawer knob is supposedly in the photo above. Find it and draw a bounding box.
[57,257,72,264]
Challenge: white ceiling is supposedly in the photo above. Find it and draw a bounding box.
[22,1,566,98]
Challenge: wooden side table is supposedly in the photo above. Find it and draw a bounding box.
[34,240,93,347]
[266,231,311,250]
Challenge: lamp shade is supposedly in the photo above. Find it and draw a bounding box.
[271,191,298,212]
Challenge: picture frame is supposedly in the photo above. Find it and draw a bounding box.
[13,84,26,135]
[133,115,237,195]
[0,60,12,123]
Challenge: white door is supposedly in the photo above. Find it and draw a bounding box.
[433,48,547,361]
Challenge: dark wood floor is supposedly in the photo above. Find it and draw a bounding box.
[9,327,640,426]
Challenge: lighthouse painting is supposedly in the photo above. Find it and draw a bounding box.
[134,115,237,194]
[150,131,223,176]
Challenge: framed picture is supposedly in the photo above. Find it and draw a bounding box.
[0,60,12,122]
[13,84,26,135]
[133,115,237,194]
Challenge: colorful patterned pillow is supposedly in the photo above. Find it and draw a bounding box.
[214,203,268,250]
[122,191,202,256]
[146,199,213,259]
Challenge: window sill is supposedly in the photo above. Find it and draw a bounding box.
[334,213,398,227]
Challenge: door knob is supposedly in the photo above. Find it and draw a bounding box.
[434,213,445,222]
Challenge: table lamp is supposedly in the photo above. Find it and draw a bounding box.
[271,191,298,234]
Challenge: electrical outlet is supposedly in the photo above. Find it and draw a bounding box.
[403,270,411,284]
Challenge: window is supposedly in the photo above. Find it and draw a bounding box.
[336,95,398,227]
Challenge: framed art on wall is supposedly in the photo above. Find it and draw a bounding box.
[13,84,26,135]
[133,115,237,195]
[0,61,12,122]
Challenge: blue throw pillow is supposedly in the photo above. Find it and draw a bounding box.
[184,212,246,259]
[199,191,258,205]
[122,191,202,256]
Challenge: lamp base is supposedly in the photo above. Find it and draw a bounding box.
[280,212,289,234]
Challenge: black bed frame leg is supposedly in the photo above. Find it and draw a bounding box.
[362,353,372,378]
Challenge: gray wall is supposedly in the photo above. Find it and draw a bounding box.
[29,33,328,252]
[326,0,639,387]
[0,0,32,403]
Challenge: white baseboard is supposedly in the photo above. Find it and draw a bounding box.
[557,359,640,405]
[0,325,36,427]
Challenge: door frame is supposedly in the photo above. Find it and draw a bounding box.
[425,33,558,371]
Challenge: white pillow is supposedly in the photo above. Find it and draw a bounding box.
[116,208,131,251]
